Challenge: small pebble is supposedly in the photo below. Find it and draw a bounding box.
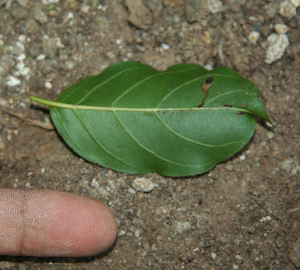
[17,53,26,61]
[265,34,289,64]
[204,63,213,70]
[279,1,297,19]
[274,24,288,34]
[135,230,140,238]
[116,39,122,45]
[175,221,191,233]
[132,177,154,193]
[36,54,46,60]
[42,0,59,3]
[235,255,242,260]
[211,252,217,260]
[208,0,223,13]
[33,6,48,24]
[17,0,29,7]
[6,76,20,86]
[45,81,52,89]
[290,0,300,7]
[162,43,170,50]
[18,35,27,43]
[107,51,115,59]
[267,132,275,139]
[118,230,126,237]
[90,178,99,188]
[248,31,260,45]
[16,61,30,76]
[81,5,90,13]
[225,164,234,171]
[260,216,272,223]
[65,61,75,70]
[128,188,136,194]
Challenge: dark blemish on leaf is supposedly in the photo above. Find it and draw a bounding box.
[198,76,214,108]
[205,76,213,84]
[238,112,245,115]
[240,104,247,108]
[223,104,234,107]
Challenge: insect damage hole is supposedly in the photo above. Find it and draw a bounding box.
[198,76,214,107]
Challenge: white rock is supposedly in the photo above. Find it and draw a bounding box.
[175,221,191,233]
[162,43,170,50]
[132,177,154,192]
[36,54,45,60]
[6,76,21,86]
[41,0,59,4]
[128,188,136,194]
[45,81,52,89]
[118,230,126,237]
[207,0,223,13]
[17,53,26,61]
[18,35,27,42]
[55,37,63,48]
[16,62,30,76]
[274,24,288,34]
[65,61,75,70]
[204,63,213,70]
[248,31,260,45]
[90,178,100,188]
[81,5,90,13]
[290,0,300,7]
[279,1,297,19]
[211,252,217,260]
[260,216,272,222]
[265,34,289,64]
[116,39,122,45]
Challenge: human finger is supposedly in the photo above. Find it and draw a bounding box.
[0,188,118,257]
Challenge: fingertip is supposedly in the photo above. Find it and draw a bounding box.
[75,196,118,256]
[36,189,119,257]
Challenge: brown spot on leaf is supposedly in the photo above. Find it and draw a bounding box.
[198,76,214,107]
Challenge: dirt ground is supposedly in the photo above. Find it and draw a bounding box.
[0,0,300,269]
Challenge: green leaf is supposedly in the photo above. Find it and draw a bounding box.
[31,61,272,177]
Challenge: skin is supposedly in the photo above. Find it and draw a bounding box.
[0,188,118,257]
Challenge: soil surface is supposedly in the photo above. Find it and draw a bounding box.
[0,0,300,269]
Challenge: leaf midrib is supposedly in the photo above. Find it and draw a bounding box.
[30,96,250,113]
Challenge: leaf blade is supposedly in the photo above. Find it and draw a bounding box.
[31,61,272,176]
